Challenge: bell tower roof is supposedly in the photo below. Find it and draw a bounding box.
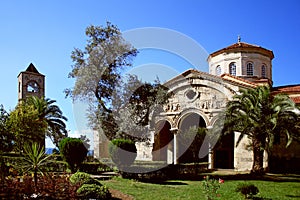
[17,63,45,101]
[25,63,41,74]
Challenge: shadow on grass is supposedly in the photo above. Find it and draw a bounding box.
[286,194,300,198]
[202,172,300,183]
[147,181,188,186]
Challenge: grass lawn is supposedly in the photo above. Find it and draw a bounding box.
[102,174,300,200]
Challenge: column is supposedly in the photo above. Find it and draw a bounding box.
[207,126,213,169]
[170,128,178,165]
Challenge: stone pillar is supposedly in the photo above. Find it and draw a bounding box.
[207,126,214,169]
[170,128,178,165]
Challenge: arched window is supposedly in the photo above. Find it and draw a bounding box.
[216,65,221,76]
[246,62,254,76]
[229,62,236,76]
[27,81,39,93]
[261,65,266,78]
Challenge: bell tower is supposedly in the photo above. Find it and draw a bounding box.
[17,63,45,101]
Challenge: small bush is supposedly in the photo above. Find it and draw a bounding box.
[235,183,259,199]
[70,171,92,185]
[77,184,111,199]
[109,139,137,168]
[59,137,88,172]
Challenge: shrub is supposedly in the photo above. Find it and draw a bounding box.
[235,183,259,199]
[70,171,92,185]
[59,137,88,172]
[0,173,79,199]
[108,139,137,168]
[77,184,111,199]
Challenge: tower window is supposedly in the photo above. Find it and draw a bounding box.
[216,65,221,76]
[27,81,39,93]
[261,65,266,78]
[246,62,254,76]
[229,62,236,76]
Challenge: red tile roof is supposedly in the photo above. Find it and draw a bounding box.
[291,96,300,104]
[272,84,300,94]
[272,84,300,104]
[209,42,274,59]
[220,73,257,88]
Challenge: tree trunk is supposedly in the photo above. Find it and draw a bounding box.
[251,137,264,174]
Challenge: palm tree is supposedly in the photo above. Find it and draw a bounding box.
[224,86,300,174]
[25,96,68,148]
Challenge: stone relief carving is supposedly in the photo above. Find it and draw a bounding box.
[164,86,227,113]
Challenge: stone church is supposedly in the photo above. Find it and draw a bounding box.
[95,40,300,172]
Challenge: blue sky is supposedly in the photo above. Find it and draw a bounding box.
[1,0,300,148]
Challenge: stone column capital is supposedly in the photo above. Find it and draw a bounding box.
[170,128,178,135]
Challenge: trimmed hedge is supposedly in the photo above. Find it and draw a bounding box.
[108,139,137,168]
[79,162,112,174]
[59,137,88,172]
[77,184,111,199]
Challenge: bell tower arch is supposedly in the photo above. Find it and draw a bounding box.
[17,63,45,101]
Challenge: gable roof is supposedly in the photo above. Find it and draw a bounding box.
[164,68,257,90]
[209,42,274,59]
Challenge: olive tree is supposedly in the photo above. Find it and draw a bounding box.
[65,22,169,142]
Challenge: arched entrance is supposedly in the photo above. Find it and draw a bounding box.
[178,113,208,163]
[152,120,173,162]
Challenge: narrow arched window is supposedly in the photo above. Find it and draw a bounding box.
[229,62,236,76]
[246,62,254,76]
[216,65,221,76]
[261,65,266,78]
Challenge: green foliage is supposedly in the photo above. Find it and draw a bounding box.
[113,76,170,141]
[109,138,137,167]
[19,142,53,188]
[70,171,111,199]
[79,162,112,174]
[77,184,111,199]
[65,22,169,142]
[70,171,92,185]
[235,183,259,199]
[8,103,47,151]
[25,96,68,148]
[0,105,13,153]
[202,176,224,200]
[6,96,68,151]
[224,86,300,173]
[59,137,88,172]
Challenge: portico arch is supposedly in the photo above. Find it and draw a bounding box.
[177,112,208,163]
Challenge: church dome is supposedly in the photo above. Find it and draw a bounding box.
[207,39,274,85]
